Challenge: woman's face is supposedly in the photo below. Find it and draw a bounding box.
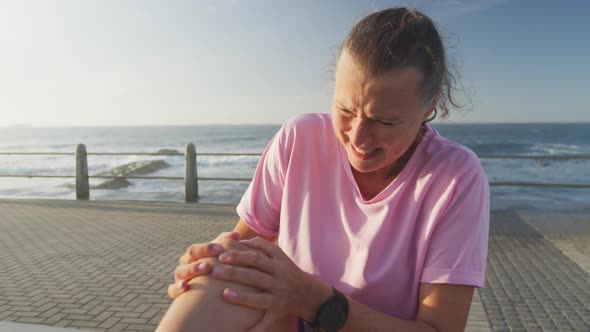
[332,50,434,178]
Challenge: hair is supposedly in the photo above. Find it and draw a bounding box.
[339,7,462,119]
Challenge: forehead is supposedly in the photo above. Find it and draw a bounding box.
[334,51,423,113]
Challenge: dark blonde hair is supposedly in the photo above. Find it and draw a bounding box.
[340,7,461,119]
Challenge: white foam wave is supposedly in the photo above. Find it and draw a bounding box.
[529,143,589,155]
[197,155,260,166]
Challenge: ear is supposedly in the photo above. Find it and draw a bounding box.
[421,97,438,122]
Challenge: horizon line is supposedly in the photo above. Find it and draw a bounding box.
[3,121,590,128]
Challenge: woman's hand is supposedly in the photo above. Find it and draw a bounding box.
[167,231,242,299]
[210,237,333,332]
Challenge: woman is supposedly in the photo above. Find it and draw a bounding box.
[158,7,489,332]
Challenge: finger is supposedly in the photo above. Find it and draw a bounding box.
[216,231,241,241]
[180,242,224,265]
[218,250,274,274]
[239,237,281,258]
[222,288,273,310]
[211,264,274,290]
[174,261,213,282]
[247,313,278,332]
[218,238,249,251]
[167,279,190,299]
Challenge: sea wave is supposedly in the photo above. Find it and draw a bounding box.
[2,123,589,207]
[529,143,589,155]
[468,141,535,155]
[469,141,588,156]
[197,155,260,167]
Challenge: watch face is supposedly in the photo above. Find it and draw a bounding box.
[318,302,347,330]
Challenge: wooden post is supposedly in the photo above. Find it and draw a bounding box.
[76,144,89,200]
[185,143,198,202]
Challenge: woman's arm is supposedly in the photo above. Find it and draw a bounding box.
[338,283,474,332]
[233,218,276,242]
[211,238,475,332]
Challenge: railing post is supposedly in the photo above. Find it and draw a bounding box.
[76,144,89,200]
[185,143,198,202]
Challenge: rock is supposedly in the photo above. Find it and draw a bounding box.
[89,159,171,190]
[92,177,132,190]
[94,160,170,177]
[61,159,171,190]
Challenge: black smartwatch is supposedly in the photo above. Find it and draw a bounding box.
[310,287,349,331]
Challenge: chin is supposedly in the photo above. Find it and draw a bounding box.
[347,157,381,174]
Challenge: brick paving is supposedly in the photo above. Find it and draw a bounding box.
[481,210,590,331]
[0,199,589,331]
[465,290,491,332]
[0,199,236,332]
[519,212,590,275]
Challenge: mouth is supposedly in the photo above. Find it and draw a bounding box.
[350,144,378,160]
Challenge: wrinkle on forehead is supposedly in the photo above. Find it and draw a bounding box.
[334,51,424,119]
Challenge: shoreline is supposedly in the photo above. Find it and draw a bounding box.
[2,188,589,214]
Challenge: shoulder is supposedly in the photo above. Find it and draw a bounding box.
[282,113,332,133]
[420,127,486,181]
[270,113,335,161]
[277,113,333,147]
[416,128,490,227]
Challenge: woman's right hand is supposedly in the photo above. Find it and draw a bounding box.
[167,231,241,299]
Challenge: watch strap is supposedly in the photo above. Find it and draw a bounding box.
[311,287,349,331]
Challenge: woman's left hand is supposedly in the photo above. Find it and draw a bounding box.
[210,237,332,332]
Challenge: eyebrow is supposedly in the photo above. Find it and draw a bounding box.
[336,104,402,122]
[369,113,402,122]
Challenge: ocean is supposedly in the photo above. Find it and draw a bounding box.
[1,121,589,212]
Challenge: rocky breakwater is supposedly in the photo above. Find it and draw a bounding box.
[90,149,182,189]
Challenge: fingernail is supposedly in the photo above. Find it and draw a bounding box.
[219,252,230,262]
[225,289,237,298]
[211,244,223,252]
[212,265,224,275]
[176,279,188,291]
[197,262,208,271]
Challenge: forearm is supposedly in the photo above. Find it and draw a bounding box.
[341,297,437,332]
[233,218,277,242]
[298,275,437,332]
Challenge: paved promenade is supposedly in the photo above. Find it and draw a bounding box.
[0,199,588,331]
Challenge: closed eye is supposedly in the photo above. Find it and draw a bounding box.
[337,108,354,116]
[337,108,400,126]
[377,120,398,126]
[371,117,400,126]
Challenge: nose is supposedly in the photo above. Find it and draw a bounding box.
[348,117,372,148]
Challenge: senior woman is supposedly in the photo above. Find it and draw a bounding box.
[157,7,489,332]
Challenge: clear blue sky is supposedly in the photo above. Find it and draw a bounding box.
[1,0,588,126]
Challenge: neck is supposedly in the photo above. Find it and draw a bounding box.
[387,125,426,178]
[352,126,426,200]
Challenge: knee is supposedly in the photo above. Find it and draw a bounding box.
[158,264,264,332]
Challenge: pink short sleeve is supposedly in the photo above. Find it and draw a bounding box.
[421,158,490,288]
[236,125,289,238]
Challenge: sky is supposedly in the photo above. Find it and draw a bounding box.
[0,0,588,127]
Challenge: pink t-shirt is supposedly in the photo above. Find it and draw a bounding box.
[237,113,489,320]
